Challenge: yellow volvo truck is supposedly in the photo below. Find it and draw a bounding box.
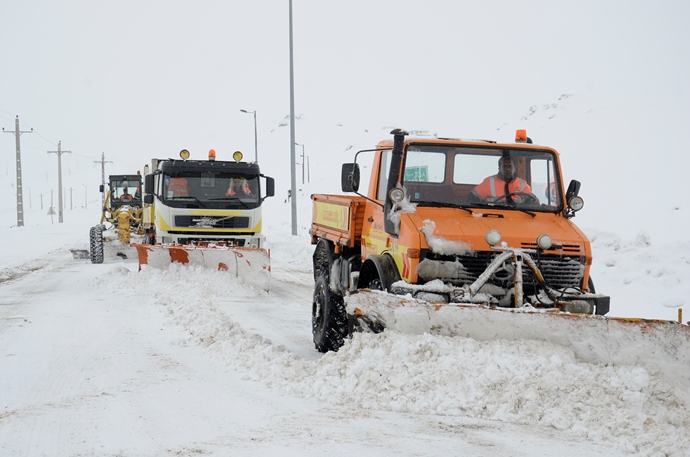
[133,149,275,290]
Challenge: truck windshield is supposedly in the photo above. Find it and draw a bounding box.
[162,172,260,209]
[401,145,562,211]
[110,178,141,205]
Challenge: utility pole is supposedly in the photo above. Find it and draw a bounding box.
[94,152,112,207]
[2,116,33,227]
[69,187,73,210]
[47,141,71,223]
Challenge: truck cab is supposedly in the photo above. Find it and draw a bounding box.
[101,174,143,209]
[141,149,275,246]
[354,130,591,300]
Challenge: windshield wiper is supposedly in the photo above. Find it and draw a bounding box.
[212,196,250,209]
[468,201,536,217]
[171,196,206,207]
[415,201,474,214]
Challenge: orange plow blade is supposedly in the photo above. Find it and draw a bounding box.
[132,243,270,291]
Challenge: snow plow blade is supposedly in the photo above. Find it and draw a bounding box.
[346,290,690,403]
[132,243,271,291]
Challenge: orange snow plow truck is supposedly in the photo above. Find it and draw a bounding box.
[309,129,690,365]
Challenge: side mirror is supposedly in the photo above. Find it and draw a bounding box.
[144,174,154,194]
[99,184,104,193]
[565,179,581,201]
[565,179,584,218]
[341,163,360,192]
[264,177,275,197]
[143,194,153,204]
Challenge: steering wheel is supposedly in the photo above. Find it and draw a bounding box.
[494,192,540,205]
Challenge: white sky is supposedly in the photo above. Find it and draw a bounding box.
[1,0,689,234]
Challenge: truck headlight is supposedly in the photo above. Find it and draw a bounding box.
[568,196,584,212]
[389,187,405,203]
[537,234,553,250]
[485,230,502,246]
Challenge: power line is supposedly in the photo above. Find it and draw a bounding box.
[2,116,33,227]
[47,141,71,223]
[94,152,113,207]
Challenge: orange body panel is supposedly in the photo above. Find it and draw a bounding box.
[311,136,593,290]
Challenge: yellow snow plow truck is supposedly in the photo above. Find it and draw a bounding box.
[309,129,690,372]
[132,149,275,290]
[88,174,144,263]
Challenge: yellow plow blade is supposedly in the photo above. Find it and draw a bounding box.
[132,243,270,291]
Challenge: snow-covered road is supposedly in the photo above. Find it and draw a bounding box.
[0,238,681,456]
[1,205,689,456]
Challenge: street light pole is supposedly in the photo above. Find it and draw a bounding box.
[288,0,297,235]
[240,109,258,162]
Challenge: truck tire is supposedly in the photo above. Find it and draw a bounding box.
[89,226,104,264]
[312,272,348,353]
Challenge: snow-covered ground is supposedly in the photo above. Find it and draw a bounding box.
[0,185,688,456]
[2,1,689,455]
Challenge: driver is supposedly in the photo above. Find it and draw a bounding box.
[119,188,133,202]
[468,156,532,202]
[226,177,252,196]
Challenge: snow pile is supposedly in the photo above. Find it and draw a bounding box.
[420,219,471,255]
[588,220,690,323]
[99,264,690,457]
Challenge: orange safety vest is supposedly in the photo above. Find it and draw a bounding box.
[169,178,188,197]
[473,175,531,200]
[226,178,251,196]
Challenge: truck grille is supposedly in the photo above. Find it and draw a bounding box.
[420,251,585,290]
[174,215,250,229]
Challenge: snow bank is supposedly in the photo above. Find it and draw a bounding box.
[100,264,690,457]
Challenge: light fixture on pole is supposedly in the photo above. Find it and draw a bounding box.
[240,109,258,163]
[295,143,305,184]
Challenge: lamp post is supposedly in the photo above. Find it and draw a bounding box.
[288,0,297,235]
[240,109,258,163]
[295,143,305,184]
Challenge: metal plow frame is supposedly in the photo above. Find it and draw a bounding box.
[132,243,271,291]
[391,246,610,314]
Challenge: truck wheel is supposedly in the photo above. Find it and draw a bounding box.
[312,272,348,353]
[89,226,104,264]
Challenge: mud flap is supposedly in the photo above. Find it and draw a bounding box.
[132,243,271,291]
